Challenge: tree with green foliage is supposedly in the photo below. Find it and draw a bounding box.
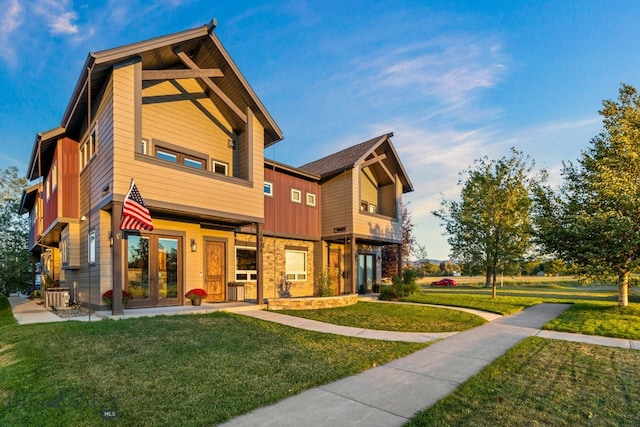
[533,84,640,307]
[434,149,543,298]
[0,167,30,295]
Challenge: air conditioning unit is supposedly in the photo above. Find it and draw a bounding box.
[45,289,70,309]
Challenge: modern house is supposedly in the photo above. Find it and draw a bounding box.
[20,21,413,314]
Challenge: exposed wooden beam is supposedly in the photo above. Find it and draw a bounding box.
[173,48,247,123]
[362,152,395,183]
[361,153,387,169]
[142,69,224,80]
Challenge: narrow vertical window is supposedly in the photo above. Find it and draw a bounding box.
[88,230,96,265]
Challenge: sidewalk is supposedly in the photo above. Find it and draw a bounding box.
[222,303,638,427]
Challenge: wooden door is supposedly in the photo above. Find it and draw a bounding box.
[205,241,225,302]
[329,250,341,295]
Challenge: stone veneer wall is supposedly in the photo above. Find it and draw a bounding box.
[267,294,358,310]
[236,234,316,300]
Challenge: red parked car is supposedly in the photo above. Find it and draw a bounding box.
[430,278,458,287]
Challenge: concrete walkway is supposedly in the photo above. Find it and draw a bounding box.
[222,304,638,427]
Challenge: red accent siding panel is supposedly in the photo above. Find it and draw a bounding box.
[264,168,320,238]
[59,137,79,219]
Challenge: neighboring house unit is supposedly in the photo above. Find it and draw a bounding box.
[20,21,413,314]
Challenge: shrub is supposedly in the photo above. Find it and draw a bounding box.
[378,285,394,301]
[382,268,420,301]
[315,268,333,297]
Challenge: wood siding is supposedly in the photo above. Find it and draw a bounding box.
[264,168,320,239]
[353,166,402,243]
[110,62,264,222]
[58,138,80,219]
[319,170,353,238]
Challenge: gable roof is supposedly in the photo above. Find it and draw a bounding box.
[299,133,413,193]
[62,20,282,145]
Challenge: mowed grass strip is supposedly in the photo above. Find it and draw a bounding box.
[408,337,640,427]
[405,286,640,340]
[277,301,486,332]
[404,292,543,315]
[0,298,427,427]
[544,302,640,340]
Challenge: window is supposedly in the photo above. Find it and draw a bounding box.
[212,160,228,175]
[51,160,58,191]
[140,139,148,155]
[88,230,96,265]
[184,156,205,169]
[360,201,368,211]
[80,128,97,170]
[291,188,302,204]
[156,149,177,163]
[264,181,273,196]
[155,145,206,170]
[369,203,377,213]
[60,237,69,266]
[235,247,257,281]
[285,250,307,281]
[306,192,316,207]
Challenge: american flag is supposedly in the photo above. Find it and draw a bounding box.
[120,181,154,231]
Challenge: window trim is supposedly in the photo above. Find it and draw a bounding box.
[212,160,229,175]
[88,230,96,265]
[264,181,273,196]
[154,145,207,170]
[291,188,302,204]
[80,125,98,171]
[305,192,316,207]
[285,249,307,282]
[235,246,257,282]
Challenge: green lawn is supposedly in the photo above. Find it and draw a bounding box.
[0,296,426,426]
[277,301,486,332]
[408,337,640,426]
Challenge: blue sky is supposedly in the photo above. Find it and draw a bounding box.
[1,0,639,260]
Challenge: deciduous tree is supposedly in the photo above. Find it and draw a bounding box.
[0,167,30,295]
[434,149,543,298]
[534,84,640,307]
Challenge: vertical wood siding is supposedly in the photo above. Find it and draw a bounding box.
[264,168,320,238]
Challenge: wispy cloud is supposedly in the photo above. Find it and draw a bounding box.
[33,0,79,35]
[346,33,508,112]
[0,0,23,66]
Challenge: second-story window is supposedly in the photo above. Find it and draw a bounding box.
[264,181,273,196]
[306,192,316,207]
[51,160,58,192]
[291,188,302,204]
[212,160,228,175]
[155,145,206,170]
[80,127,97,170]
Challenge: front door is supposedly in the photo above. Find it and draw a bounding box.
[205,240,226,302]
[357,254,375,294]
[126,234,182,308]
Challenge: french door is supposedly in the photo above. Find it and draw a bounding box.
[357,254,375,293]
[126,234,182,307]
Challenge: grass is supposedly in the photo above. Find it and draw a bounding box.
[408,337,640,426]
[277,301,486,332]
[404,284,640,340]
[0,297,427,426]
[545,302,640,339]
